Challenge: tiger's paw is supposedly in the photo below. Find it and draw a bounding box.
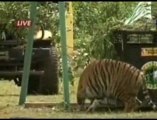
[86,106,95,113]
[76,105,86,112]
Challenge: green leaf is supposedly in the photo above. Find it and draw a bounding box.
[125,2,152,25]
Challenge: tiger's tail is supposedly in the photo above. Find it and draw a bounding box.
[141,72,157,110]
[142,85,157,110]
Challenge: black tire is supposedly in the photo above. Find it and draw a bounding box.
[19,46,59,95]
[38,46,59,95]
[27,75,40,95]
[16,76,40,95]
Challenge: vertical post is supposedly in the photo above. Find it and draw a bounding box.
[66,2,74,55]
[59,2,70,110]
[19,2,38,105]
[156,19,157,30]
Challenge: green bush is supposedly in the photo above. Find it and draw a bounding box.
[0,2,140,75]
[0,2,59,42]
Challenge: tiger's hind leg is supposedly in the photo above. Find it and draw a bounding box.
[86,97,110,112]
[123,97,139,113]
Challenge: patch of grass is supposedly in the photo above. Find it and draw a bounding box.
[0,79,157,118]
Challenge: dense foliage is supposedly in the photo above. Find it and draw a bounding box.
[72,2,137,68]
[0,2,59,42]
[0,2,138,70]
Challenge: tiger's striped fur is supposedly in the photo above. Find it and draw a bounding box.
[77,59,157,112]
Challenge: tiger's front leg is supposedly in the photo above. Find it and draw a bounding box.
[86,99,101,112]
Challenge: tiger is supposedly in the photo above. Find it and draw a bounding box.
[77,59,157,113]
